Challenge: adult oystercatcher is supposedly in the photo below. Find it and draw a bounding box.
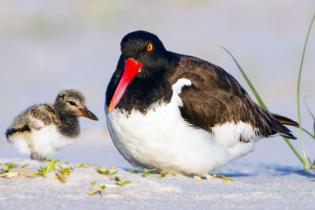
[105,31,297,177]
[6,89,98,161]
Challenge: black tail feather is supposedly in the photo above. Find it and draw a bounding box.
[279,130,297,140]
[5,128,16,139]
[5,125,31,139]
[272,113,299,127]
[270,113,297,140]
[274,124,297,140]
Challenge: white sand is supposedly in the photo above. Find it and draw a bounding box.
[0,158,314,210]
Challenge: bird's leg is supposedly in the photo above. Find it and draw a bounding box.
[30,153,48,162]
[193,175,202,182]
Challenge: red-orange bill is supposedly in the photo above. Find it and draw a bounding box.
[108,58,143,112]
[79,108,99,121]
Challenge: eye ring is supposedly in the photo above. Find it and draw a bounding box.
[68,101,77,106]
[147,43,154,52]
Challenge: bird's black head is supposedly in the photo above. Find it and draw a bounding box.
[55,89,98,121]
[108,30,171,112]
[120,30,167,74]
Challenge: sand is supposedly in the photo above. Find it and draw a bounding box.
[0,158,314,210]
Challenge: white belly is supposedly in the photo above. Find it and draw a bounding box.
[9,125,73,157]
[106,79,258,175]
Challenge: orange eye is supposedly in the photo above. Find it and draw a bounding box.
[147,43,154,52]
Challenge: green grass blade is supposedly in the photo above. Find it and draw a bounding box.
[302,128,315,140]
[223,47,305,166]
[304,97,315,140]
[222,47,268,111]
[282,137,305,164]
[296,13,315,169]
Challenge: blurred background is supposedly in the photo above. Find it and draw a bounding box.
[0,0,314,169]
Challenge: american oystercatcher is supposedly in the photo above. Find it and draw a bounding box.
[105,31,297,177]
[6,89,98,161]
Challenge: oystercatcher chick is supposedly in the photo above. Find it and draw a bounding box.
[105,30,298,177]
[6,89,98,161]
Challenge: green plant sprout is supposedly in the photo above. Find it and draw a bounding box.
[88,184,107,196]
[36,160,56,177]
[19,164,30,169]
[114,175,131,187]
[0,163,18,174]
[159,171,176,178]
[55,165,73,183]
[78,163,89,168]
[129,167,176,178]
[128,168,141,174]
[96,167,117,177]
[91,180,97,186]
[0,163,35,179]
[142,168,158,177]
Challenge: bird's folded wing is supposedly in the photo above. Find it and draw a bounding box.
[168,56,277,141]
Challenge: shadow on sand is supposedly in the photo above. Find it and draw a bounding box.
[221,165,315,180]
[122,164,315,181]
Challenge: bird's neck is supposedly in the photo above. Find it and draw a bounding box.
[56,111,80,137]
[111,70,173,114]
[106,52,179,114]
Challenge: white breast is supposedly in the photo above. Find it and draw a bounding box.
[9,125,73,157]
[106,78,259,175]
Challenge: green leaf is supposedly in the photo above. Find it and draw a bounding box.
[78,163,89,168]
[88,188,103,196]
[96,168,117,176]
[88,183,107,196]
[100,184,107,190]
[5,163,18,172]
[159,171,176,178]
[128,168,140,174]
[47,160,56,172]
[117,180,131,187]
[114,175,121,182]
[0,163,18,174]
[142,168,157,177]
[20,164,30,169]
[159,171,167,178]
[36,160,57,177]
[55,165,73,183]
[114,176,131,187]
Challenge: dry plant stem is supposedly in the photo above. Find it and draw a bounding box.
[296,13,315,169]
[222,47,305,166]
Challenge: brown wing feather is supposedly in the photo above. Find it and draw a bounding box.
[168,55,295,139]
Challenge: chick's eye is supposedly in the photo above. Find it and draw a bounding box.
[68,101,77,106]
[147,43,154,52]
